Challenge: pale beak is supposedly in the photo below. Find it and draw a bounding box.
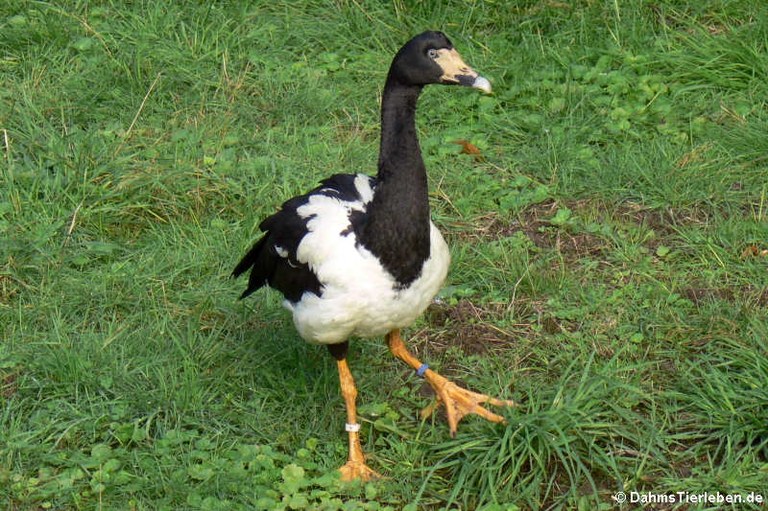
[434,48,492,94]
[470,75,492,94]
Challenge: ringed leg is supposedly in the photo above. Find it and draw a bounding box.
[386,329,514,437]
[327,342,380,481]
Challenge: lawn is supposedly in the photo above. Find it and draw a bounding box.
[1,1,767,509]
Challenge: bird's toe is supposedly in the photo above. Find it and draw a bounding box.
[338,460,381,482]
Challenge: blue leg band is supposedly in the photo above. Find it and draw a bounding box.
[416,363,429,377]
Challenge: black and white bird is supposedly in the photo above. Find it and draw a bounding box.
[233,31,513,481]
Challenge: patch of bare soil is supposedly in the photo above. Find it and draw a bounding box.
[456,200,607,259]
[2,371,19,399]
[682,285,768,307]
[455,198,724,262]
[419,299,520,356]
[613,201,713,234]
[413,298,563,366]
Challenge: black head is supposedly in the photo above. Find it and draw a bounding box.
[388,31,491,93]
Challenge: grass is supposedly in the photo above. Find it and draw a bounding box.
[1,0,767,509]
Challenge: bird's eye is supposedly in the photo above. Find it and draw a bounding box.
[427,48,439,59]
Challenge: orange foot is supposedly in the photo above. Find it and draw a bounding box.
[338,459,381,482]
[421,372,515,437]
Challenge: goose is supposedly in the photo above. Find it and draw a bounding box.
[233,31,513,481]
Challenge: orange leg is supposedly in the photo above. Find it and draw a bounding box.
[335,357,380,481]
[387,329,514,437]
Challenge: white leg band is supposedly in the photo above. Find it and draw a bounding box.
[345,422,361,432]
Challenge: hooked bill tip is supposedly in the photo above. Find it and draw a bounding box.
[472,76,492,94]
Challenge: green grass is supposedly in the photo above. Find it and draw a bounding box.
[2,1,767,509]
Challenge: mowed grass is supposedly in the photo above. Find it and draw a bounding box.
[2,1,767,509]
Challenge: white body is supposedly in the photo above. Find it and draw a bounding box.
[283,174,450,344]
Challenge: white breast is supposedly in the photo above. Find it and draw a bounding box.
[284,180,450,344]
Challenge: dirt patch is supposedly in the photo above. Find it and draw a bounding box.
[537,229,607,258]
[613,201,712,237]
[456,200,607,259]
[2,371,19,399]
[682,285,768,307]
[454,198,724,262]
[419,300,518,356]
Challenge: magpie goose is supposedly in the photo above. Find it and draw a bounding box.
[233,31,512,481]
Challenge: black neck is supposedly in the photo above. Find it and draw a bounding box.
[377,78,425,183]
[352,75,431,287]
